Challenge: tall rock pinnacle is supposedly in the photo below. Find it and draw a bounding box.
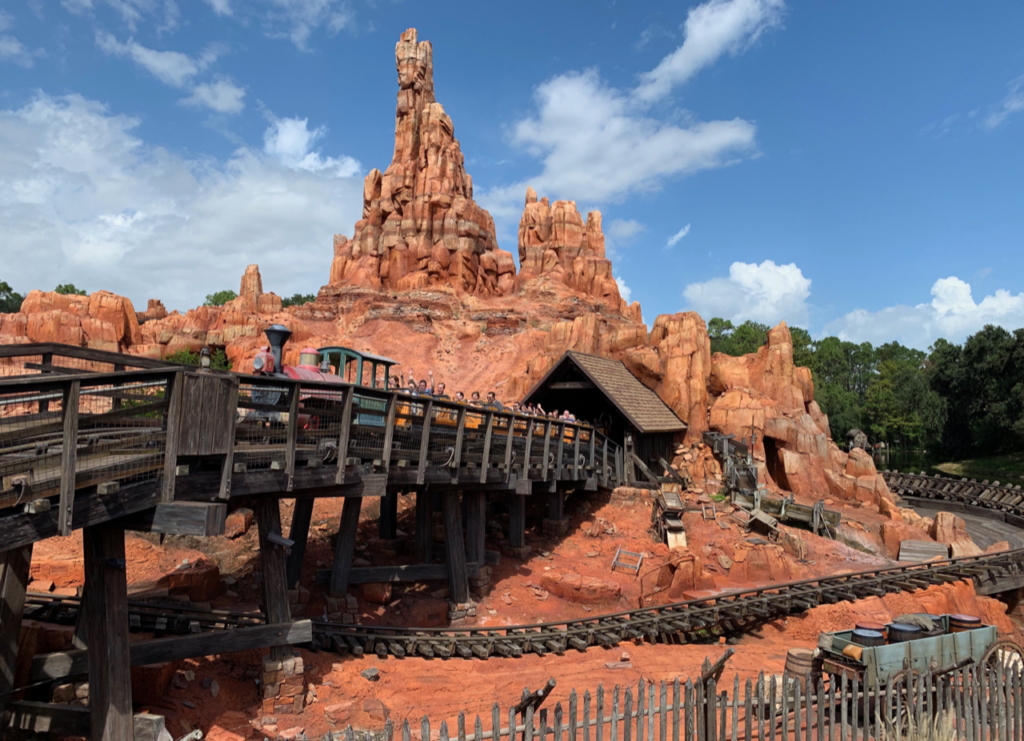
[330,28,516,295]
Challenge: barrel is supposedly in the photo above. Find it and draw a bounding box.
[918,613,945,635]
[785,648,823,692]
[950,614,982,633]
[855,621,887,639]
[888,623,922,643]
[851,629,885,647]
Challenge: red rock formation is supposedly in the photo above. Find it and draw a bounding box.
[329,29,516,296]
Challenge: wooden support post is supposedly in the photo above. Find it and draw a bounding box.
[503,414,515,481]
[573,425,581,479]
[465,491,486,565]
[443,492,470,604]
[286,499,314,589]
[510,494,526,549]
[479,412,494,484]
[334,388,354,485]
[38,352,52,413]
[588,428,596,474]
[380,491,398,540]
[541,421,552,482]
[161,371,184,503]
[548,490,564,521]
[83,525,133,741]
[555,422,566,479]
[415,400,433,486]
[523,420,535,477]
[415,488,433,564]
[328,496,362,598]
[59,380,81,536]
[254,499,291,661]
[602,438,609,489]
[0,545,33,725]
[284,383,301,492]
[380,395,397,473]
[451,407,467,484]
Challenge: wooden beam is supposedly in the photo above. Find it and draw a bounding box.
[509,494,526,549]
[502,415,515,482]
[602,438,609,489]
[443,491,469,604]
[254,499,290,661]
[630,452,661,486]
[547,381,595,390]
[0,545,33,723]
[6,701,90,736]
[415,488,433,564]
[286,499,314,589]
[328,496,362,597]
[83,524,133,741]
[118,502,226,536]
[314,564,482,586]
[450,407,467,484]
[573,425,581,479]
[58,380,80,536]
[334,388,355,485]
[160,371,183,502]
[541,421,552,482]
[522,419,535,477]
[547,490,564,521]
[588,429,596,474]
[284,384,301,492]
[465,491,486,565]
[479,412,494,485]
[415,400,434,486]
[555,422,566,480]
[30,620,313,683]
[379,394,397,474]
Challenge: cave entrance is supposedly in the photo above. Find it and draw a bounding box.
[763,436,790,491]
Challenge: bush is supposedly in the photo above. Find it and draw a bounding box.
[204,290,237,307]
[54,284,87,296]
[165,348,232,370]
[282,293,316,308]
[0,280,23,313]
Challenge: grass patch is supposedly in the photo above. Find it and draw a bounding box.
[935,451,1024,483]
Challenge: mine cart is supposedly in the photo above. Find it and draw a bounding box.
[652,485,687,548]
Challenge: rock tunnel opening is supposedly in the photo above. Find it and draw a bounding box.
[763,436,790,491]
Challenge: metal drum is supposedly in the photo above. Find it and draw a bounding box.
[851,629,885,647]
[887,623,923,643]
[950,614,982,633]
[855,621,888,639]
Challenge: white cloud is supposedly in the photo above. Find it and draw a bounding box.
[666,223,691,248]
[0,35,37,67]
[263,0,352,50]
[67,0,180,33]
[633,0,784,104]
[824,277,1024,350]
[683,259,811,325]
[0,93,364,310]
[96,32,222,88]
[181,78,246,114]
[984,75,1024,130]
[205,0,232,16]
[615,276,632,304]
[604,218,645,257]
[0,10,13,31]
[263,116,359,176]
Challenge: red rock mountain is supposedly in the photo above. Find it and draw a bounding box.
[0,28,893,512]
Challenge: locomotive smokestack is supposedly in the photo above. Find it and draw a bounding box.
[264,324,292,372]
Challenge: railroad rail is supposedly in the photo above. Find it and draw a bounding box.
[883,470,1024,515]
[23,546,1024,667]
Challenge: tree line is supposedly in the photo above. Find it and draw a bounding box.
[709,318,1024,459]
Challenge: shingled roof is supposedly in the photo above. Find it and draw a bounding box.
[527,351,686,434]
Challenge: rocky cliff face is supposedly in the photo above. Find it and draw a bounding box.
[328,29,516,296]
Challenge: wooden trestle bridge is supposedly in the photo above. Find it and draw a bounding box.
[0,343,624,740]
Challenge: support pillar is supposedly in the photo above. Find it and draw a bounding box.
[254,499,290,661]
[509,495,526,548]
[328,496,362,598]
[83,526,133,741]
[286,499,314,589]
[543,489,570,536]
[442,492,469,605]
[0,545,33,728]
[379,491,398,540]
[465,492,486,566]
[415,488,433,564]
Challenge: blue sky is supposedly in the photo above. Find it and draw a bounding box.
[1,0,1022,349]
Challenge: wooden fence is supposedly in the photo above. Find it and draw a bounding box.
[331,664,1024,741]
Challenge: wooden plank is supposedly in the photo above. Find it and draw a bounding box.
[0,545,33,723]
[161,370,184,502]
[58,380,80,536]
[480,412,495,485]
[119,502,227,536]
[465,491,486,565]
[548,490,564,521]
[542,421,552,482]
[548,382,595,390]
[602,438,609,489]
[286,499,314,589]
[284,382,301,492]
[334,387,355,486]
[451,408,467,484]
[588,430,596,475]
[573,426,581,479]
[0,343,172,368]
[443,491,470,604]
[523,419,535,477]
[83,524,133,741]
[329,496,362,597]
[217,373,237,500]
[415,400,434,486]
[30,620,314,682]
[898,540,951,562]
[415,488,434,564]
[6,701,90,736]
[380,394,398,474]
[503,414,515,482]
[254,499,290,661]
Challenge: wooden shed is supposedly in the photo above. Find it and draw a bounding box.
[523,351,686,482]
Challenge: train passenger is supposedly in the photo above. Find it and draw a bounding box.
[485,391,504,412]
[434,381,450,399]
[470,391,482,405]
[454,391,466,402]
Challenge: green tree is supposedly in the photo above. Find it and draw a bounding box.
[0,281,23,313]
[204,290,238,306]
[164,348,232,370]
[708,318,769,356]
[54,284,87,296]
[282,293,316,308]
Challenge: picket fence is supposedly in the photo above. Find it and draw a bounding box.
[334,663,1024,741]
